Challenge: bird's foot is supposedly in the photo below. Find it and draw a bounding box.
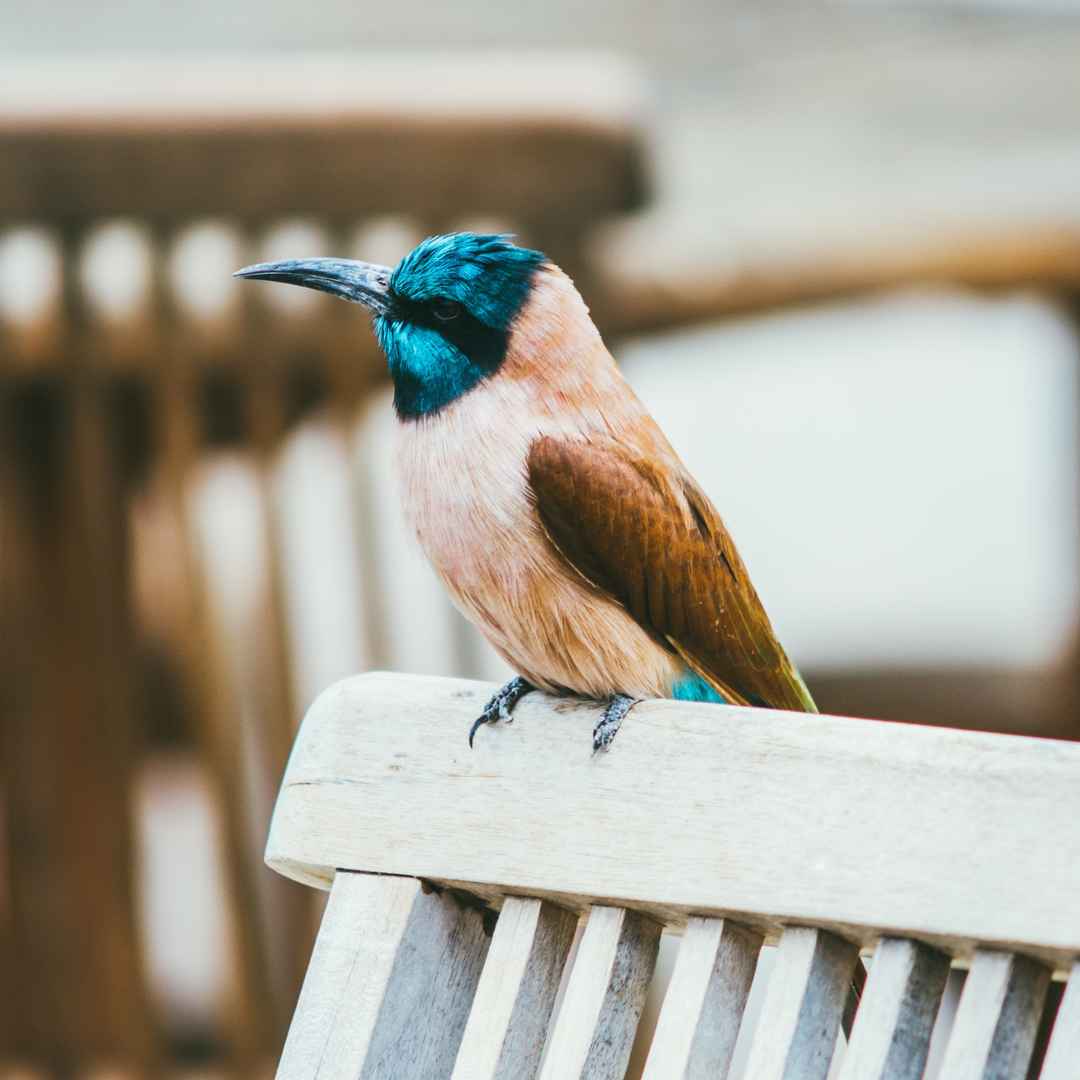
[468,677,534,748]
[593,694,640,753]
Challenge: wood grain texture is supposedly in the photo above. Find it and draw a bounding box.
[937,950,1050,1080]
[1030,962,1079,1079]
[836,937,950,1080]
[276,872,489,1080]
[452,897,577,1080]
[641,917,762,1080]
[265,673,1080,966]
[742,926,858,1080]
[537,906,661,1080]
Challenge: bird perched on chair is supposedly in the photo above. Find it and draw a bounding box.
[236,233,816,750]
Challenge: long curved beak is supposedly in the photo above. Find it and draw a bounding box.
[234,257,393,314]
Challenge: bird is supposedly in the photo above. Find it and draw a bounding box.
[236,233,817,751]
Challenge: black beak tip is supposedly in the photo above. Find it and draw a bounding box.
[233,263,269,280]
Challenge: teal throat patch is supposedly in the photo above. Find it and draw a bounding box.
[377,233,546,419]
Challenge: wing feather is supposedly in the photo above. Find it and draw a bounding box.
[527,435,816,713]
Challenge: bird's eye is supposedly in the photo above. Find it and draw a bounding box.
[431,299,462,322]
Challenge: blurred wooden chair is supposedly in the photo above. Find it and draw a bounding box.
[0,53,647,1074]
[266,671,1080,1080]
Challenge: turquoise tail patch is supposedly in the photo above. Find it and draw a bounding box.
[670,671,728,705]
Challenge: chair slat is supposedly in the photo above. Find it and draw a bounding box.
[836,937,950,1080]
[938,950,1050,1079]
[1039,961,1080,1079]
[276,872,489,1080]
[451,897,577,1080]
[537,905,661,1080]
[641,917,762,1080]
[743,926,859,1080]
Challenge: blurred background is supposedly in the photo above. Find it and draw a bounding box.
[3,1,1080,1077]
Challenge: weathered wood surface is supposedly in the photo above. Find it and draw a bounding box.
[276,872,489,1080]
[0,56,646,223]
[1040,962,1080,1079]
[266,673,1080,966]
[538,906,660,1080]
[937,950,1050,1079]
[836,937,950,1080]
[742,927,857,1080]
[452,897,577,1080]
[641,917,761,1080]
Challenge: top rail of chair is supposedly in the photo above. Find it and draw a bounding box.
[0,54,648,222]
[266,671,1080,969]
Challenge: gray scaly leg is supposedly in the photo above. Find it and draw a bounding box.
[593,694,639,752]
[468,676,534,748]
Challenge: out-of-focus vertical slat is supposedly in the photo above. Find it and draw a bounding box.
[0,226,62,370]
[742,926,858,1080]
[79,220,156,371]
[0,224,156,1071]
[938,950,1050,1079]
[277,872,490,1080]
[235,220,304,765]
[152,223,284,1062]
[1035,962,1080,1079]
[538,906,661,1080]
[238,220,365,1006]
[452,897,578,1080]
[837,938,950,1080]
[271,417,374,711]
[641,917,762,1080]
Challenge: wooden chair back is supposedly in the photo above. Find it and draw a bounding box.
[266,671,1080,1079]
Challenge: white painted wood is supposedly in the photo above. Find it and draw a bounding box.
[276,871,489,1080]
[452,897,577,1080]
[627,930,680,1080]
[837,937,950,1080]
[925,965,967,1078]
[742,926,858,1080]
[641,917,762,1080]
[538,906,661,1080]
[937,949,1050,1079]
[1036,961,1080,1079]
[265,672,1080,965]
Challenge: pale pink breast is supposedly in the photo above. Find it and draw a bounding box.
[393,382,681,699]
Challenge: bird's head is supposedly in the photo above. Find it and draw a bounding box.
[236,232,550,419]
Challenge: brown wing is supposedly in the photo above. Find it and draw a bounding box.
[527,435,816,712]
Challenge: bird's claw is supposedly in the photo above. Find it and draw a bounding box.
[468,676,534,747]
[592,694,639,753]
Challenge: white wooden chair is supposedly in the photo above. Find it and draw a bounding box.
[265,671,1080,1079]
